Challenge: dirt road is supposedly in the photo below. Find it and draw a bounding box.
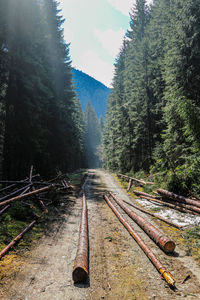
[1,170,200,299]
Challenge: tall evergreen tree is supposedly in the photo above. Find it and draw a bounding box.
[84,101,101,168]
[2,0,83,179]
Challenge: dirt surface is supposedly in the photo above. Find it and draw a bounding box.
[1,169,200,299]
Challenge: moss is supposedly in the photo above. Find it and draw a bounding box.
[183,226,200,261]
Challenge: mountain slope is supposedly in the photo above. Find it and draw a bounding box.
[72,69,110,118]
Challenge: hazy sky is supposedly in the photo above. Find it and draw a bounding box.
[59,0,151,87]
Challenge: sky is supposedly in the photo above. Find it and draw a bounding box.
[59,0,151,87]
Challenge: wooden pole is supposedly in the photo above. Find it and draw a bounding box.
[104,195,175,287]
[0,185,54,207]
[122,200,182,229]
[109,192,175,253]
[72,193,89,283]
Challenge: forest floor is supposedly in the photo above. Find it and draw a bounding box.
[0,169,200,300]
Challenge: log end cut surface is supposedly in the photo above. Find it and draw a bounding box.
[72,267,88,283]
[164,241,176,253]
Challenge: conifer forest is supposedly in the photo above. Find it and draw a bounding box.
[1,0,200,299]
[103,0,200,196]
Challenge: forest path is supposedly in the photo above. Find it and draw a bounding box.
[1,169,200,300]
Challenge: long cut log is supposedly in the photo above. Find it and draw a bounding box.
[133,189,200,214]
[163,199,200,214]
[72,193,89,283]
[138,195,199,216]
[133,190,158,199]
[109,192,175,253]
[0,220,36,259]
[122,200,182,229]
[104,195,175,287]
[0,184,32,202]
[0,185,54,207]
[157,189,200,209]
[0,205,10,216]
[119,174,154,185]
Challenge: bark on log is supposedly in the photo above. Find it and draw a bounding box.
[122,200,182,229]
[0,185,54,207]
[0,220,36,259]
[157,189,200,208]
[0,205,10,216]
[138,196,199,216]
[0,184,32,202]
[119,174,154,185]
[109,192,175,253]
[72,193,88,283]
[133,190,158,199]
[104,195,175,287]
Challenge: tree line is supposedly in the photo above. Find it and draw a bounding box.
[103,0,200,195]
[0,0,101,179]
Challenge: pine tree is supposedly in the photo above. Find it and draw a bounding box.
[2,0,84,179]
[84,101,101,168]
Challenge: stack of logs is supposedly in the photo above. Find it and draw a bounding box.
[0,166,73,259]
[118,174,200,216]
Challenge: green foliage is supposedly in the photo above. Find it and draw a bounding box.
[1,0,84,179]
[103,0,200,195]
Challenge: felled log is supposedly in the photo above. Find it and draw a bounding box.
[133,190,158,199]
[0,205,10,216]
[119,174,154,185]
[122,200,182,229]
[138,195,199,216]
[0,184,32,202]
[0,220,36,259]
[163,198,200,214]
[157,189,200,209]
[0,185,54,207]
[72,193,88,283]
[104,195,175,287]
[109,192,175,253]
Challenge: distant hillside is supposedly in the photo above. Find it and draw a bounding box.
[72,69,110,118]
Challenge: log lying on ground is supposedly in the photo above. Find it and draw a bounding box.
[72,193,89,283]
[109,192,175,253]
[138,195,199,216]
[133,190,160,199]
[0,205,10,216]
[122,200,182,229]
[0,185,54,207]
[119,174,154,185]
[0,184,32,202]
[0,220,36,259]
[163,198,200,214]
[157,189,200,209]
[133,189,200,215]
[104,195,175,287]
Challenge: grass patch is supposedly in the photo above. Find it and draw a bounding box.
[183,226,200,261]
